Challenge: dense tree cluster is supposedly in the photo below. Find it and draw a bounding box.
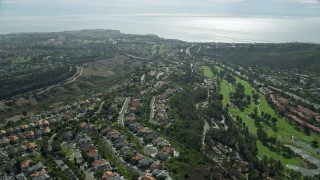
[0,64,76,99]
[230,83,251,111]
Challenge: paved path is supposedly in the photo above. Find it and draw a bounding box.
[285,145,320,176]
[65,66,83,84]
[118,97,131,126]
[257,104,261,115]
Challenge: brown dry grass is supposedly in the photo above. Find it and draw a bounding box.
[82,56,127,77]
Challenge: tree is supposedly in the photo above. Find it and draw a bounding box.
[22,110,28,116]
[253,93,259,102]
[268,137,277,145]
[303,125,311,136]
[311,140,319,148]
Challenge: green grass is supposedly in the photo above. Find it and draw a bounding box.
[151,45,158,56]
[220,80,230,107]
[235,76,253,96]
[159,45,167,54]
[257,141,305,167]
[219,74,320,168]
[202,66,213,78]
[259,94,320,143]
[230,76,320,143]
[214,65,222,72]
[61,146,73,157]
[230,107,258,134]
[151,45,166,56]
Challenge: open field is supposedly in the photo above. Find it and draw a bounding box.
[201,66,213,78]
[220,80,230,108]
[82,56,126,77]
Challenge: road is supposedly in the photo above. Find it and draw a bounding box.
[65,66,84,84]
[95,101,105,115]
[141,74,146,84]
[149,97,159,125]
[55,159,78,180]
[48,134,78,180]
[285,145,320,177]
[127,54,149,60]
[197,45,201,52]
[66,142,96,180]
[156,72,164,80]
[48,133,57,151]
[118,97,131,126]
[37,84,60,95]
[103,138,145,176]
[201,119,210,152]
[37,66,83,95]
[186,44,195,58]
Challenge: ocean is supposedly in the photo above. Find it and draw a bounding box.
[1,15,320,43]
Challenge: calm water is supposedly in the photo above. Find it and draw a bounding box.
[1,15,320,43]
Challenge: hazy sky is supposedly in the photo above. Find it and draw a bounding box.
[1,0,320,17]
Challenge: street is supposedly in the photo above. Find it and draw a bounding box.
[118,97,131,126]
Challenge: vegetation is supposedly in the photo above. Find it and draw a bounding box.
[201,66,213,78]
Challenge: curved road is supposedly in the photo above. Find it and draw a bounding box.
[65,66,83,84]
[38,66,83,95]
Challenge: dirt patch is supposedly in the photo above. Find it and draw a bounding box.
[6,114,24,122]
[14,95,39,107]
[0,102,9,111]
[82,68,114,77]
[29,97,38,106]
[82,56,127,77]
[70,84,81,92]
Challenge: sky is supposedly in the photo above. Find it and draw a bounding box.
[0,0,320,17]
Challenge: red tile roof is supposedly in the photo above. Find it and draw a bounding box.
[132,153,144,161]
[101,171,117,179]
[26,142,37,149]
[87,148,99,158]
[8,135,19,142]
[162,145,175,155]
[29,169,47,178]
[26,131,35,138]
[92,159,107,167]
[20,159,32,168]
